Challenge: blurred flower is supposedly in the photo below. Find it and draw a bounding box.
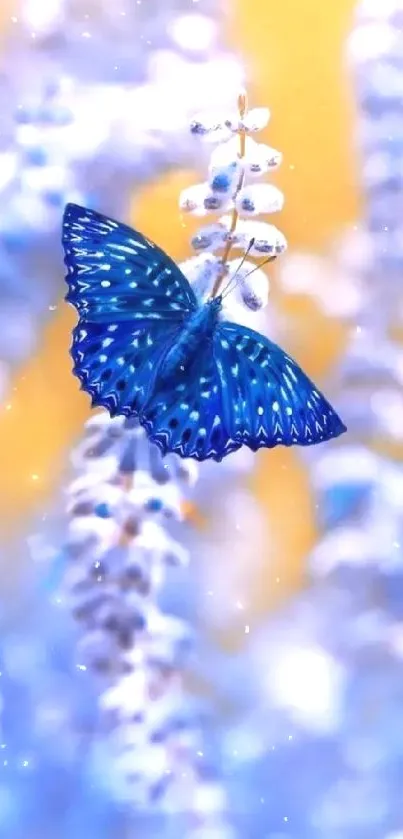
[0,0,243,379]
[57,412,236,839]
[199,7,403,838]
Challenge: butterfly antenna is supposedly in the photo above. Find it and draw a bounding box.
[219,238,256,300]
[220,251,277,301]
[242,254,277,280]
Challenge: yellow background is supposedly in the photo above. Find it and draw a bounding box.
[0,0,360,610]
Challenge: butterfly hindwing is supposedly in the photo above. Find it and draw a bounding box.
[213,321,346,449]
[62,203,198,323]
[72,318,181,417]
[139,347,242,462]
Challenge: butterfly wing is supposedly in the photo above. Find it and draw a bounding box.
[139,345,243,462]
[62,204,198,416]
[138,320,345,462]
[71,319,182,417]
[212,321,346,450]
[62,203,198,322]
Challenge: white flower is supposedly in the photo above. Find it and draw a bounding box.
[135,520,189,566]
[179,182,232,216]
[243,141,283,176]
[225,258,270,312]
[220,216,287,256]
[191,223,228,253]
[209,136,241,168]
[190,105,269,142]
[70,447,119,477]
[209,136,281,177]
[100,670,147,717]
[125,474,183,521]
[224,106,270,134]
[171,457,198,487]
[208,161,240,195]
[66,479,123,515]
[115,742,168,785]
[179,253,222,301]
[85,413,125,434]
[21,164,70,195]
[191,218,287,257]
[67,514,116,553]
[190,113,233,143]
[266,644,345,734]
[193,781,228,815]
[235,183,284,215]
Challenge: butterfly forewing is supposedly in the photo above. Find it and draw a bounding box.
[214,322,346,449]
[62,204,198,323]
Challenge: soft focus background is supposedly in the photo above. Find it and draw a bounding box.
[1,0,403,837]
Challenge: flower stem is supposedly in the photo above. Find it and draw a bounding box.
[211,89,248,298]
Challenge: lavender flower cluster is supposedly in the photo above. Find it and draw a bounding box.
[62,413,238,839]
[349,0,403,275]
[179,90,286,325]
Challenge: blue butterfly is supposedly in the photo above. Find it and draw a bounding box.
[62,203,346,462]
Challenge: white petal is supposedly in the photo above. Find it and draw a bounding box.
[220,296,267,330]
[224,107,270,134]
[66,481,122,514]
[179,182,232,216]
[208,160,241,194]
[85,412,124,434]
[179,253,222,301]
[172,457,199,487]
[209,136,281,179]
[243,107,270,132]
[235,183,284,215]
[219,216,287,256]
[209,136,241,168]
[193,781,228,815]
[191,222,228,252]
[179,182,208,213]
[226,258,270,311]
[190,113,232,143]
[244,140,282,176]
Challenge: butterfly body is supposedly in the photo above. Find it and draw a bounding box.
[156,296,222,384]
[62,203,346,462]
